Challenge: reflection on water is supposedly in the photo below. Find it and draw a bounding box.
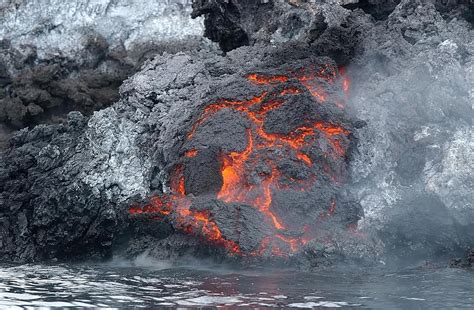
[0,261,473,309]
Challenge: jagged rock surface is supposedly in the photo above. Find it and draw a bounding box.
[192,0,473,52]
[0,0,206,149]
[191,0,362,52]
[449,248,473,269]
[0,0,472,266]
[0,44,371,263]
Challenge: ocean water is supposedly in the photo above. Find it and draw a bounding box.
[0,262,472,309]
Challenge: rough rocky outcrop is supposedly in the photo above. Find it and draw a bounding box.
[0,0,472,266]
[192,0,370,53]
[0,36,206,131]
[449,248,474,269]
[192,0,473,52]
[0,0,206,149]
[0,43,379,264]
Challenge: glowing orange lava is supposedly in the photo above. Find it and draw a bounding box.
[185,149,198,158]
[130,65,353,257]
[248,73,289,84]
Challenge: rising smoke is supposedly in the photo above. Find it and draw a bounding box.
[346,0,473,262]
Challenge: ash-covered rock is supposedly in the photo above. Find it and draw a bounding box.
[0,0,202,57]
[191,0,370,55]
[0,112,124,261]
[0,0,206,149]
[192,0,472,53]
[1,36,130,128]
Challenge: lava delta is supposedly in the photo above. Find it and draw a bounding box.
[130,57,362,258]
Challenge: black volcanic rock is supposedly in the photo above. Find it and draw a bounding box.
[449,248,474,269]
[342,0,402,20]
[0,0,206,150]
[0,112,123,261]
[0,36,208,148]
[0,43,370,263]
[191,1,360,52]
[192,0,473,54]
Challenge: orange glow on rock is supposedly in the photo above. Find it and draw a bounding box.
[296,152,313,166]
[276,234,300,253]
[339,67,351,95]
[185,149,198,158]
[248,73,289,84]
[130,66,355,257]
[280,87,301,96]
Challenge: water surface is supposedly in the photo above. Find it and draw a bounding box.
[0,262,473,308]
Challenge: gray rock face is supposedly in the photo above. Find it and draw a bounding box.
[0,112,122,261]
[191,0,358,52]
[0,0,205,148]
[0,0,202,59]
[192,0,472,52]
[0,43,371,264]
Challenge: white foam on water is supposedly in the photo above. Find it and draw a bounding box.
[273,295,288,299]
[304,296,324,300]
[175,295,242,306]
[288,301,356,308]
[401,297,426,301]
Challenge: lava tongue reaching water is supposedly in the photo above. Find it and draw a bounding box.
[130,63,354,257]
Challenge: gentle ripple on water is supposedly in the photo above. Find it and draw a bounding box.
[0,262,473,309]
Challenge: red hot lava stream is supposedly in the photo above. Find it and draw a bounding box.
[130,64,353,257]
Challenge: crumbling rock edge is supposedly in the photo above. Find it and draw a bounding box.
[191,0,473,53]
[0,0,207,149]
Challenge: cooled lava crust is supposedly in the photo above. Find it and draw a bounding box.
[129,56,364,258]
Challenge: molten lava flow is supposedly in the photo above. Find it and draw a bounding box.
[186,69,350,254]
[218,130,254,203]
[248,73,289,84]
[299,78,327,102]
[297,153,312,166]
[129,174,241,254]
[130,65,354,257]
[185,149,198,158]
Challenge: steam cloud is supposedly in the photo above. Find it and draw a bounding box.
[0,0,472,266]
